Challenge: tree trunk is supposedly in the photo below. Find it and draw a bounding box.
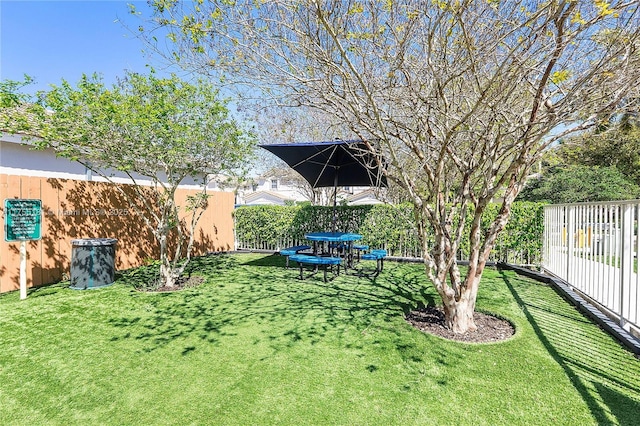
[159,260,176,288]
[428,226,485,334]
[158,233,176,288]
[443,298,478,334]
[429,264,481,334]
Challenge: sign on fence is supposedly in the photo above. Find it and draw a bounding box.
[4,199,42,242]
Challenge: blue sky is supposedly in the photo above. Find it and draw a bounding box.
[1,1,173,93]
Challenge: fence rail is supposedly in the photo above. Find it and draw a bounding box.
[235,238,311,253]
[543,201,640,334]
[235,236,535,265]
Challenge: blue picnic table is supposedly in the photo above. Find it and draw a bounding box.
[286,232,386,280]
[304,232,362,270]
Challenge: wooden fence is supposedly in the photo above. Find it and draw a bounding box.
[0,174,235,293]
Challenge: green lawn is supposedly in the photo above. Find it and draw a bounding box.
[1,253,639,425]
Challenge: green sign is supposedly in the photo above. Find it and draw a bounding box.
[4,199,42,242]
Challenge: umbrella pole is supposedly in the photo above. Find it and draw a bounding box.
[332,173,338,232]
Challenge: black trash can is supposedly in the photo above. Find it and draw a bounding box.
[69,238,117,290]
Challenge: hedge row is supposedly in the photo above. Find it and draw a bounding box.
[233,202,546,264]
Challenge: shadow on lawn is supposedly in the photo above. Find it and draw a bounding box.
[119,253,240,290]
[244,254,438,306]
[241,253,284,267]
[108,253,434,357]
[501,271,640,426]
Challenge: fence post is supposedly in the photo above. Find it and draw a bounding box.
[566,205,574,283]
[620,203,633,330]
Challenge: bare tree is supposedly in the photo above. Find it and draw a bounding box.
[136,0,640,332]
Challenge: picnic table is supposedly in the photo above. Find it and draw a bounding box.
[304,232,363,270]
[285,232,387,281]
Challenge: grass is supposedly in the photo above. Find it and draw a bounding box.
[1,253,639,425]
[591,254,638,273]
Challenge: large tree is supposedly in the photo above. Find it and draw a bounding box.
[557,118,640,185]
[2,72,255,288]
[518,164,640,202]
[137,1,640,332]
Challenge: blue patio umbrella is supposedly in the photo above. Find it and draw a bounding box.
[260,139,387,230]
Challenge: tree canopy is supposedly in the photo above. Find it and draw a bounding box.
[135,0,640,331]
[2,71,256,288]
[558,123,640,186]
[518,110,640,203]
[518,164,640,203]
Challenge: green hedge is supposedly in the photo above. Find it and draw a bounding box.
[233,202,546,264]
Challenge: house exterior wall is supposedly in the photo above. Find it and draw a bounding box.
[243,176,308,205]
[0,174,235,294]
[1,134,206,188]
[1,134,88,179]
[235,174,384,206]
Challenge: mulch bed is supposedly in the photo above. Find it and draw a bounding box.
[406,305,515,343]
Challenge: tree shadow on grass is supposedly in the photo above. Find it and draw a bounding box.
[120,253,239,290]
[241,253,285,268]
[107,254,433,356]
[501,270,640,425]
[243,253,438,308]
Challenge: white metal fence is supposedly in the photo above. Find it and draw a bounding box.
[543,201,640,334]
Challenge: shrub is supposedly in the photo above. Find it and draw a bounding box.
[234,202,545,264]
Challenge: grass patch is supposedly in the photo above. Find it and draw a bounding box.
[1,253,639,425]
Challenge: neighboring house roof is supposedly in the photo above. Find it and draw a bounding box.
[0,104,46,137]
[243,190,297,205]
[0,132,208,189]
[346,189,384,205]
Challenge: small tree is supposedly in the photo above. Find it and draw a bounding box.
[137,1,640,330]
[3,72,255,288]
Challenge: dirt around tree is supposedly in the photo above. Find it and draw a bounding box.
[406,305,515,343]
[149,276,205,292]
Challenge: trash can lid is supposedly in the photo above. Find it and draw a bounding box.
[71,238,118,246]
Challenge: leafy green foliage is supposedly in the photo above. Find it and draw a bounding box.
[557,126,640,187]
[34,72,255,180]
[9,71,256,288]
[0,75,41,134]
[518,165,640,203]
[523,116,640,204]
[0,75,34,107]
[234,205,301,245]
[477,202,546,264]
[357,204,422,257]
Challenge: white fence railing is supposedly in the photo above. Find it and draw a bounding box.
[543,201,640,334]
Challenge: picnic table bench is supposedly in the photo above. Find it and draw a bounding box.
[352,244,369,261]
[279,245,312,268]
[288,254,342,282]
[358,249,387,277]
